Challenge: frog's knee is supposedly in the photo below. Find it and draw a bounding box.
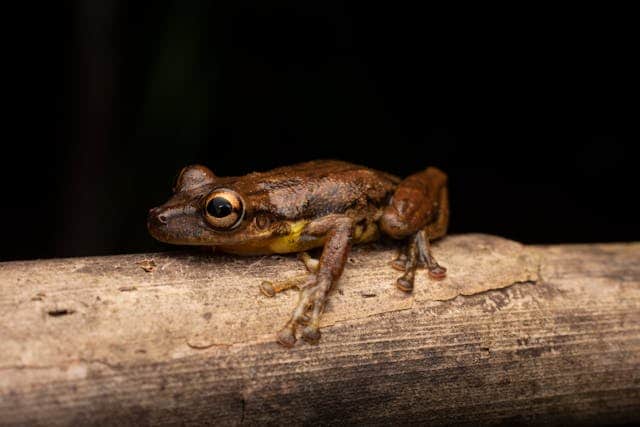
[380,167,448,239]
[379,206,415,239]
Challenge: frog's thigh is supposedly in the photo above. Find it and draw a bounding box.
[379,168,449,289]
[379,167,448,239]
[423,187,449,240]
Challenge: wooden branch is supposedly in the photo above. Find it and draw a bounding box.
[1,234,639,426]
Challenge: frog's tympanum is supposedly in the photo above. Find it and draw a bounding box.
[148,160,448,347]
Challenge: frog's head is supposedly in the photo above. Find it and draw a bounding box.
[147,165,262,247]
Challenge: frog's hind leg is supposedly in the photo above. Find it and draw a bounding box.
[276,215,354,347]
[415,186,448,279]
[396,233,419,291]
[380,167,449,291]
[259,252,319,297]
[416,229,447,279]
[393,228,447,291]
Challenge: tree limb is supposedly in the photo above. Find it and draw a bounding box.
[0,234,638,425]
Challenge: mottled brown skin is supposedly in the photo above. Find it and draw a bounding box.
[148,160,449,346]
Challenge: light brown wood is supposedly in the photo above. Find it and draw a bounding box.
[0,234,638,426]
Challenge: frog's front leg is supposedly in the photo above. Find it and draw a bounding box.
[276,215,354,347]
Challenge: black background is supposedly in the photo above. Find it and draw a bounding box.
[3,2,637,261]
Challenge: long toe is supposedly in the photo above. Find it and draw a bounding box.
[428,265,447,280]
[391,258,407,271]
[259,281,276,297]
[396,277,414,292]
[301,326,321,344]
[277,326,297,347]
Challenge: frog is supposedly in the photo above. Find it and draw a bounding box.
[148,160,449,347]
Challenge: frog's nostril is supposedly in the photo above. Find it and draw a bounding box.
[148,207,169,225]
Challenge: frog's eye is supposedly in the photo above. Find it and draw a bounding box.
[203,189,244,230]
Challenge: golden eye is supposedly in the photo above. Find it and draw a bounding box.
[203,189,244,230]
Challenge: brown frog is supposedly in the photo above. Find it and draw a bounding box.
[148,160,448,347]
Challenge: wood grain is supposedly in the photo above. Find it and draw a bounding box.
[0,234,638,426]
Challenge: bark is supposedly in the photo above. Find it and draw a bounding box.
[0,234,638,426]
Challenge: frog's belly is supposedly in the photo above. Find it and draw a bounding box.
[217,220,380,256]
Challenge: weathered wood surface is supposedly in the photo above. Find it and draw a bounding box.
[0,234,638,426]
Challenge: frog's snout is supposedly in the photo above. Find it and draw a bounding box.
[148,204,204,245]
[147,206,173,242]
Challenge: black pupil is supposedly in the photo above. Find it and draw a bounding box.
[207,197,233,218]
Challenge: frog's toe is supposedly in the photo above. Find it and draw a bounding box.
[258,274,309,297]
[276,270,331,346]
[296,313,311,325]
[391,255,407,272]
[259,280,277,297]
[277,324,297,347]
[301,325,321,344]
[396,276,414,292]
[428,264,447,280]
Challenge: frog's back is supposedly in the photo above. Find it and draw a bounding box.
[232,160,400,220]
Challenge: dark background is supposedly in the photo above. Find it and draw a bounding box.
[4,2,637,261]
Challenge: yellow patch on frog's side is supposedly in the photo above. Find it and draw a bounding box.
[218,220,324,255]
[353,222,380,244]
[268,220,324,253]
[266,220,379,253]
[218,220,379,256]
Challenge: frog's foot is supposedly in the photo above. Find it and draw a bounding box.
[416,229,447,280]
[394,230,446,291]
[276,214,354,347]
[395,234,419,292]
[259,252,319,297]
[277,276,332,346]
[276,276,330,347]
